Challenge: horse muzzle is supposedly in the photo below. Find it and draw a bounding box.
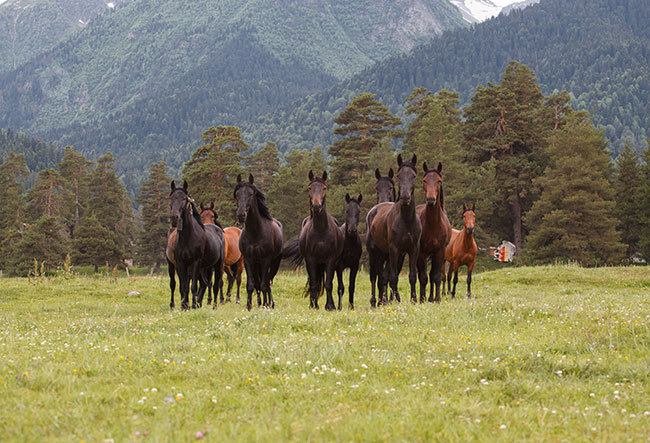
[466,227,474,235]
[312,204,322,214]
[237,211,247,223]
[426,197,436,207]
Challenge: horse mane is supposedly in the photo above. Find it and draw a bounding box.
[189,201,205,228]
[233,181,273,220]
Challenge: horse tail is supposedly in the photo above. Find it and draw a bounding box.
[281,237,303,267]
[302,262,325,299]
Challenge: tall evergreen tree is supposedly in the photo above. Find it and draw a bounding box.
[243,141,280,193]
[183,125,247,221]
[8,215,70,276]
[524,113,625,265]
[613,143,643,258]
[328,93,402,186]
[87,153,135,260]
[638,146,650,262]
[463,61,550,252]
[72,213,122,272]
[58,146,93,236]
[136,161,172,268]
[26,169,67,219]
[0,152,29,233]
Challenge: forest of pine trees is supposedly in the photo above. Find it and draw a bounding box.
[0,62,647,275]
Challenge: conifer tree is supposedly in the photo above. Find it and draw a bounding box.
[58,146,93,236]
[243,141,280,193]
[73,213,122,272]
[638,146,650,261]
[463,61,550,252]
[524,113,625,265]
[26,168,67,219]
[135,161,172,268]
[0,152,29,233]
[8,215,70,276]
[613,143,643,258]
[183,125,247,221]
[328,93,402,186]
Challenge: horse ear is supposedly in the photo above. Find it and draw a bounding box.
[388,168,394,179]
[411,154,417,165]
[437,162,443,173]
[423,162,428,172]
[345,193,350,203]
[183,180,188,191]
[170,180,176,191]
[322,171,327,181]
[463,203,467,212]
[237,174,242,183]
[248,173,254,184]
[471,203,475,212]
[200,202,205,210]
[397,154,403,167]
[309,170,314,181]
[358,194,363,203]
[375,168,381,180]
[210,201,215,210]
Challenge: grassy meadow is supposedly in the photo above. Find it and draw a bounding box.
[0,265,648,441]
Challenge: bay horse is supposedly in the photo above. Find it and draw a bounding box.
[366,154,421,306]
[199,203,244,304]
[335,193,363,310]
[234,174,283,310]
[297,171,344,310]
[168,180,224,310]
[416,162,452,303]
[443,204,477,298]
[375,168,395,203]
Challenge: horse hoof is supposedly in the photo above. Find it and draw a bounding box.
[349,304,354,310]
[247,303,252,311]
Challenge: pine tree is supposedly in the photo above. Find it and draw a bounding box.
[613,143,643,258]
[135,161,172,268]
[73,214,122,272]
[638,146,650,262]
[8,215,70,276]
[463,62,550,252]
[183,125,247,222]
[243,141,280,193]
[26,168,67,219]
[58,146,93,236]
[0,152,29,233]
[524,113,625,265]
[87,153,135,261]
[328,93,402,186]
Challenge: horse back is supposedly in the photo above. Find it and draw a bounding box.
[300,213,343,261]
[202,224,225,266]
[223,226,242,265]
[166,228,178,265]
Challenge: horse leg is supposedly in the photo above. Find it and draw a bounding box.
[429,252,444,303]
[225,268,235,303]
[348,264,358,310]
[213,262,223,310]
[387,246,401,305]
[408,247,419,303]
[450,262,459,299]
[235,260,243,304]
[446,262,453,296]
[167,260,176,310]
[267,255,281,309]
[176,264,190,311]
[244,259,255,311]
[441,261,447,296]
[324,261,337,311]
[368,254,378,308]
[254,263,264,308]
[198,267,210,308]
[306,260,319,309]
[417,255,428,304]
[336,266,344,311]
[467,262,474,298]
[191,263,202,309]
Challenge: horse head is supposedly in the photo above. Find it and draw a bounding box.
[396,154,417,206]
[422,162,443,208]
[308,170,328,215]
[199,201,217,225]
[170,180,191,231]
[234,174,256,223]
[462,203,476,235]
[344,193,363,235]
[374,168,395,203]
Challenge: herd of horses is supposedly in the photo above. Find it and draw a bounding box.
[165,154,477,311]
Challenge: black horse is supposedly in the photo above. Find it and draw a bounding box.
[366,154,422,306]
[234,174,283,310]
[335,193,363,310]
[375,168,396,204]
[168,180,224,310]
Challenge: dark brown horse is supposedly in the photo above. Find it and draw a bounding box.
[234,174,283,310]
[168,180,224,310]
[199,203,244,304]
[335,193,363,310]
[443,204,477,298]
[366,154,421,306]
[298,171,344,310]
[416,162,452,303]
[374,168,395,204]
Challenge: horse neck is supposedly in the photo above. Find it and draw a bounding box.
[311,202,330,231]
[423,198,444,223]
[397,197,416,221]
[244,200,265,236]
[177,208,203,243]
[462,224,474,245]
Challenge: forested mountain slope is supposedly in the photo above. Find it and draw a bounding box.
[0,0,465,189]
[244,0,649,156]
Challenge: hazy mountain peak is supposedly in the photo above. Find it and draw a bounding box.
[449,0,539,22]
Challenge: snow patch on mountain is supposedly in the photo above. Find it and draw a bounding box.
[449,0,539,23]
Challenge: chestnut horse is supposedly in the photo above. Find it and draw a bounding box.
[335,193,363,310]
[366,154,421,306]
[234,174,283,310]
[199,203,244,304]
[416,162,452,303]
[374,168,395,204]
[443,204,477,298]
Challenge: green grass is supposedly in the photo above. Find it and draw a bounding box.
[0,265,648,441]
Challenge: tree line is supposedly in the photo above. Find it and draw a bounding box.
[0,61,648,275]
